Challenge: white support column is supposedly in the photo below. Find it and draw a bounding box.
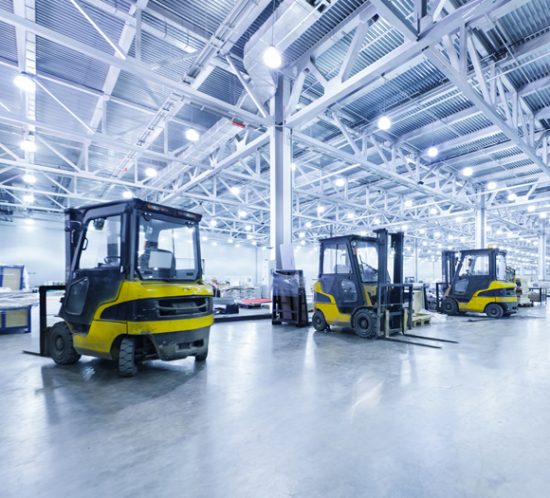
[475,195,486,248]
[413,237,419,282]
[270,74,293,269]
[538,227,546,283]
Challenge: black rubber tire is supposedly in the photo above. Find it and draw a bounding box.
[441,297,458,315]
[195,349,208,362]
[352,309,377,339]
[118,337,138,377]
[486,303,504,319]
[49,322,81,365]
[312,310,328,332]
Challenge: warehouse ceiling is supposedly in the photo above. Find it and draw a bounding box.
[0,0,549,270]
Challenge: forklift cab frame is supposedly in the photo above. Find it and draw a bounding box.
[48,199,214,377]
[312,229,413,339]
[437,248,517,318]
[61,199,204,330]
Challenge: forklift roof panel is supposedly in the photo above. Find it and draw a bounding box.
[319,234,377,244]
[66,199,202,223]
[456,248,506,256]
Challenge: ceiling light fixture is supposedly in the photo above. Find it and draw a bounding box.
[334,177,346,188]
[23,193,34,204]
[209,219,218,228]
[122,191,133,199]
[377,115,391,131]
[487,181,497,191]
[528,205,535,212]
[427,146,438,158]
[145,167,158,178]
[263,45,282,69]
[13,73,36,93]
[238,210,248,218]
[462,167,473,177]
[185,128,200,142]
[404,199,413,208]
[230,186,241,196]
[507,192,517,202]
[22,173,36,184]
[20,139,37,153]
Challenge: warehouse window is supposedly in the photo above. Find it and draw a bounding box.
[79,216,122,269]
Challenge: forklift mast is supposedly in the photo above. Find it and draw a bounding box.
[441,250,457,285]
[391,231,404,285]
[64,208,85,282]
[374,228,389,289]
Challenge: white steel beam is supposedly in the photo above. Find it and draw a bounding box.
[286,0,509,127]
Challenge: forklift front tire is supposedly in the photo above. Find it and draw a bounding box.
[118,337,138,377]
[352,309,377,339]
[441,297,458,316]
[312,310,329,332]
[195,350,208,362]
[485,303,504,319]
[49,322,81,365]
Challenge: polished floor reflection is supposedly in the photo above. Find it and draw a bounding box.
[1,306,550,497]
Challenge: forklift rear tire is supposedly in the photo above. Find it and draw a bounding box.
[485,303,504,319]
[352,309,377,339]
[49,322,81,365]
[312,310,328,332]
[441,298,458,315]
[118,337,138,377]
[195,350,208,362]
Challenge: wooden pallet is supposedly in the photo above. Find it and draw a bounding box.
[412,313,432,327]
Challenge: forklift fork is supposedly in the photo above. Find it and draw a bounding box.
[402,333,459,344]
[381,337,442,349]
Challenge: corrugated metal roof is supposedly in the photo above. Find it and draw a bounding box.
[0,0,548,237]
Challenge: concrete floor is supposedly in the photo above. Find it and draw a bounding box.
[1,306,550,498]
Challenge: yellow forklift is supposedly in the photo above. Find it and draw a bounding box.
[44,199,214,376]
[312,229,456,348]
[437,248,518,318]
